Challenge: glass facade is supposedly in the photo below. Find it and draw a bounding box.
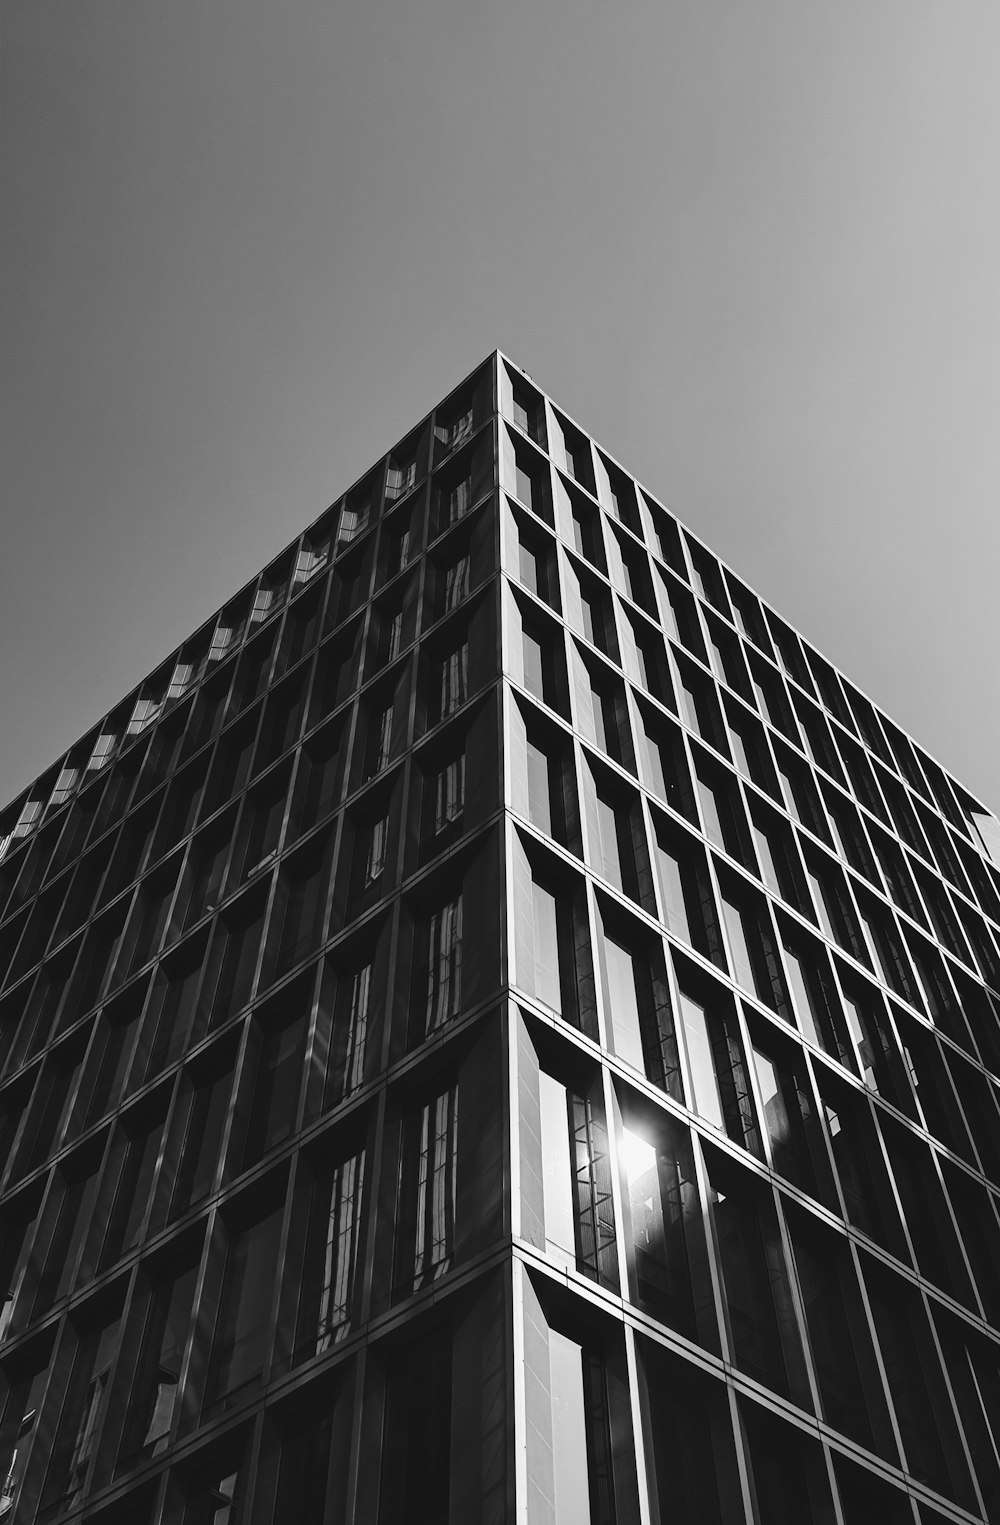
[0,351,999,1521]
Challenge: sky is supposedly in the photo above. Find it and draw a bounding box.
[2,1,1000,818]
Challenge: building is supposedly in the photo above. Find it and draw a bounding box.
[1,351,1000,1525]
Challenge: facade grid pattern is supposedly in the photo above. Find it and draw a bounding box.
[0,353,999,1523]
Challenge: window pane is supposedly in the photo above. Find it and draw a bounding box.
[526,742,552,835]
[601,933,644,1070]
[523,633,544,701]
[539,1071,576,1271]
[679,993,724,1129]
[531,882,561,1011]
[549,1330,596,1525]
[656,846,691,942]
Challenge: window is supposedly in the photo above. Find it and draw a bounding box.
[242,1011,306,1167]
[518,539,538,596]
[445,473,472,523]
[678,989,760,1155]
[439,642,468,717]
[87,732,117,773]
[446,407,473,448]
[544,1327,617,1525]
[204,1205,283,1413]
[749,1037,819,1191]
[295,1151,365,1357]
[341,964,371,1097]
[380,1335,453,1525]
[538,1071,616,1286]
[642,1347,740,1525]
[510,382,544,444]
[167,1067,232,1220]
[434,755,465,833]
[866,1270,972,1502]
[385,609,404,663]
[385,516,413,577]
[0,1363,47,1519]
[527,879,562,1011]
[272,1400,346,1525]
[337,502,369,550]
[425,896,462,1030]
[184,1466,242,1525]
[386,459,417,500]
[526,739,552,835]
[590,790,623,892]
[514,459,535,510]
[0,1201,37,1343]
[365,816,388,885]
[396,1085,459,1296]
[127,696,161,736]
[42,1316,120,1508]
[294,543,328,585]
[653,830,724,967]
[367,704,393,778]
[522,629,545,701]
[443,554,470,611]
[198,894,266,1027]
[28,1159,101,1318]
[621,1120,698,1336]
[708,1155,802,1397]
[599,928,644,1071]
[118,1264,199,1470]
[97,1112,166,1271]
[719,888,791,1020]
[678,991,725,1130]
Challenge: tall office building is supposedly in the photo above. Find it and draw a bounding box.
[2,351,1000,1525]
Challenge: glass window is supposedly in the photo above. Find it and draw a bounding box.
[31,1158,102,1316]
[621,1121,698,1336]
[592,795,623,892]
[272,1400,344,1525]
[434,756,465,834]
[440,642,469,717]
[385,609,404,663]
[526,740,552,835]
[518,539,538,596]
[446,473,473,523]
[118,1263,199,1471]
[0,1362,49,1517]
[204,1205,283,1414]
[547,1329,616,1525]
[678,992,724,1130]
[425,896,463,1031]
[365,816,388,886]
[395,1086,459,1297]
[710,1162,801,1397]
[599,930,644,1071]
[97,1113,166,1271]
[446,407,473,448]
[379,1335,452,1525]
[678,989,760,1155]
[539,1070,577,1272]
[386,460,416,501]
[444,555,470,612]
[342,964,371,1097]
[242,1012,306,1168]
[538,1071,616,1286]
[367,705,393,778]
[522,630,545,701]
[41,1316,121,1509]
[295,1151,364,1359]
[529,880,562,1012]
[167,1067,232,1220]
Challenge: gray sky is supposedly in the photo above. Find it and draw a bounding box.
[3,1,999,817]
